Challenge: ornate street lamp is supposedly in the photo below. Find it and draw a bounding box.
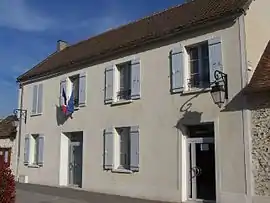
[13,109,27,124]
[210,70,228,108]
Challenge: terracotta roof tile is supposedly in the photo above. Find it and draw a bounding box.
[245,41,270,93]
[17,0,251,82]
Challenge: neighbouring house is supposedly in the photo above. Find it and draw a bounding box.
[14,0,270,203]
[0,115,18,171]
[244,41,270,199]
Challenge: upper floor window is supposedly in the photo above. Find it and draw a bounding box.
[104,58,141,105]
[117,62,132,101]
[69,74,80,107]
[31,83,43,115]
[170,37,223,94]
[187,42,210,89]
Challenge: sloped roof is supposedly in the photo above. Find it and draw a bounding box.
[17,0,251,82]
[245,41,270,93]
[0,115,17,138]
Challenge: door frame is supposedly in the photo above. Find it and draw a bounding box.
[186,137,216,202]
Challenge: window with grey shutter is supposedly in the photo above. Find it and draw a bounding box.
[60,78,67,106]
[131,58,141,100]
[37,84,43,114]
[103,128,114,170]
[32,85,38,114]
[104,66,114,104]
[130,126,139,172]
[37,135,44,166]
[170,45,185,93]
[24,135,30,165]
[208,37,223,84]
[79,72,87,106]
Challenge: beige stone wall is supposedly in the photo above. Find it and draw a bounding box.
[251,94,270,196]
[0,138,16,172]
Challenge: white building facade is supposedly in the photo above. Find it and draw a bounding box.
[15,0,270,203]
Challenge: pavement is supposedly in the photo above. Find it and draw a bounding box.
[15,183,168,203]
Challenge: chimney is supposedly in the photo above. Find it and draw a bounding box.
[57,40,68,51]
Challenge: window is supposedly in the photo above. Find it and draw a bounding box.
[32,83,43,115]
[32,134,39,165]
[187,42,210,89]
[103,126,139,172]
[116,127,130,170]
[69,75,80,107]
[117,62,132,101]
[24,134,44,166]
[104,58,141,104]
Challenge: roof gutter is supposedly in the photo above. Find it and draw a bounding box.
[18,9,245,85]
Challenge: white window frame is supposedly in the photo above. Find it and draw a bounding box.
[67,74,80,108]
[31,83,43,116]
[29,134,40,166]
[112,126,133,173]
[115,61,132,102]
[186,42,210,90]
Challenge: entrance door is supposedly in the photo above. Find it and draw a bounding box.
[187,138,216,202]
[68,141,82,187]
[0,148,11,168]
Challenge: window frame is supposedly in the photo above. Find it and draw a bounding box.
[68,74,80,108]
[31,83,43,116]
[115,61,132,102]
[186,42,210,90]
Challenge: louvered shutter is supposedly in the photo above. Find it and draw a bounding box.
[79,72,87,106]
[103,128,114,170]
[24,135,30,165]
[37,84,43,114]
[104,66,114,104]
[208,37,223,84]
[170,45,185,93]
[130,126,139,172]
[37,135,45,166]
[131,58,141,99]
[32,85,38,114]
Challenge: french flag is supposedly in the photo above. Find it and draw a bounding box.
[61,88,74,118]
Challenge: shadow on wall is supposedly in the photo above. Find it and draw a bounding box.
[55,105,68,126]
[175,92,203,131]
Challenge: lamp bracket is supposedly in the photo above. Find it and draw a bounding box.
[13,109,27,124]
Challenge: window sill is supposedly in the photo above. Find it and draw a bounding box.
[112,168,133,174]
[111,100,133,106]
[182,88,211,95]
[30,113,42,117]
[27,164,41,168]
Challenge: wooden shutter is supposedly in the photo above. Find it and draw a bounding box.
[37,135,45,166]
[103,128,114,170]
[79,72,87,106]
[131,58,141,100]
[170,45,185,93]
[130,126,139,172]
[104,66,114,104]
[24,135,30,165]
[37,84,43,114]
[60,78,67,106]
[208,37,223,84]
[32,85,38,114]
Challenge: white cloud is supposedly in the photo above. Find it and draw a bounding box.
[0,0,54,31]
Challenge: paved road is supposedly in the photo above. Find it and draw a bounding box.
[16,183,169,203]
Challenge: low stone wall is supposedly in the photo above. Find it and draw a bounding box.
[251,94,270,196]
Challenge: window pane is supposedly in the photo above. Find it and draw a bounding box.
[72,76,80,106]
[201,59,210,87]
[201,43,209,58]
[189,47,199,60]
[190,60,200,88]
[118,128,130,169]
[118,63,131,100]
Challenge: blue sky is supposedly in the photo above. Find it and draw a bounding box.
[0,0,183,117]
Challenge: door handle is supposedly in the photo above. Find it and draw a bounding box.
[191,166,202,178]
